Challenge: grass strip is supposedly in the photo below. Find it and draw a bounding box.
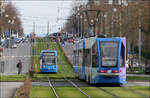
[127,76,150,81]
[30,86,56,98]
[80,87,113,98]
[101,87,145,98]
[129,86,150,97]
[0,74,27,82]
[55,87,86,98]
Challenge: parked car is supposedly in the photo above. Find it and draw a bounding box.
[145,65,150,74]
[11,44,17,48]
[16,38,22,44]
[56,37,60,42]
[22,39,28,43]
[68,38,74,43]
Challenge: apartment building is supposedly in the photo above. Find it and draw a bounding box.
[0,0,4,9]
[94,0,128,5]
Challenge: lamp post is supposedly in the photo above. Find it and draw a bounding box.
[138,7,142,70]
[83,18,87,38]
[120,1,128,37]
[112,8,117,37]
[77,13,80,38]
[104,14,107,35]
[80,15,83,38]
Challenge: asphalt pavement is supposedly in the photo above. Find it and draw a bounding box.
[0,41,31,75]
[31,81,150,87]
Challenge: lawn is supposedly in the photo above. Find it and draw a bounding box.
[29,86,150,98]
[30,86,56,98]
[55,87,86,98]
[129,86,150,97]
[32,38,75,80]
[101,87,146,98]
[127,76,150,81]
[80,87,113,98]
[0,74,27,81]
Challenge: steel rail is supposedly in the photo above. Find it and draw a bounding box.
[58,52,90,98]
[47,76,59,98]
[63,76,91,98]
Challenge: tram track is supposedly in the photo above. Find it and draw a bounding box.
[34,40,149,98]
[57,50,91,98]
[47,76,59,98]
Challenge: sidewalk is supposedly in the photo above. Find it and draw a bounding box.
[0,82,23,98]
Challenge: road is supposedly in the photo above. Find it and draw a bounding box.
[0,41,31,75]
[32,81,150,87]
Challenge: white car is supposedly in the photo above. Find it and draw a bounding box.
[12,44,17,48]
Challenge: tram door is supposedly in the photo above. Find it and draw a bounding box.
[91,42,99,82]
[73,43,79,77]
[120,40,126,83]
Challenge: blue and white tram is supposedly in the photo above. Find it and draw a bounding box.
[73,37,126,85]
[40,50,58,73]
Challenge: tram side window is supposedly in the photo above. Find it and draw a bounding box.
[83,49,91,67]
[92,43,98,67]
[120,43,125,67]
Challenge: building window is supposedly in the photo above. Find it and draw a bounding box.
[113,0,119,4]
[104,0,109,4]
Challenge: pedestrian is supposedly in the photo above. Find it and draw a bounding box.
[17,60,23,74]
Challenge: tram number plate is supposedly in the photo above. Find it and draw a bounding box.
[107,70,111,73]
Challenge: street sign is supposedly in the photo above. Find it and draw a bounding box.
[5,32,10,36]
[61,42,65,47]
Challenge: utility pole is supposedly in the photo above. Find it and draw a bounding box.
[120,12,122,37]
[47,21,49,35]
[33,21,35,34]
[138,7,142,70]
[80,15,83,38]
[78,13,80,38]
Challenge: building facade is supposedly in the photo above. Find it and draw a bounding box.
[94,0,128,5]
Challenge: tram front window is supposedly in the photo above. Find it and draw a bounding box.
[100,42,118,67]
[42,53,55,65]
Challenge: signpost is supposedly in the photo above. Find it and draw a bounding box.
[5,32,10,37]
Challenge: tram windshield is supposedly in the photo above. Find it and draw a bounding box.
[100,42,118,67]
[42,52,56,65]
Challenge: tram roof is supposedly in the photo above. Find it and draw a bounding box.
[41,50,57,53]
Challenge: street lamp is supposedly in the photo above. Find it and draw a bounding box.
[77,12,80,37]
[120,1,128,37]
[112,8,117,37]
[80,15,83,38]
[104,14,107,35]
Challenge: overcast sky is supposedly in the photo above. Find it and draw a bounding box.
[12,1,73,36]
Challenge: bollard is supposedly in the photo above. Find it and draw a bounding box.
[29,70,34,78]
